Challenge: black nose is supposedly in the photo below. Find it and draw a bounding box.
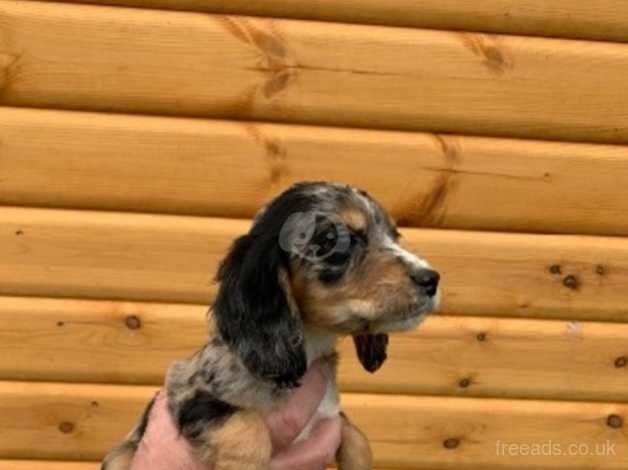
[410,269,440,297]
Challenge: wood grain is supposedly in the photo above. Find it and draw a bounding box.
[0,462,400,470]
[4,2,628,144]
[1,381,626,468]
[34,0,628,43]
[4,108,628,236]
[2,296,628,402]
[2,207,628,320]
[0,296,206,385]
[0,461,99,470]
[0,462,393,470]
[0,381,157,462]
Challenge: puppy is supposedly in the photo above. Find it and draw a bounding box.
[102,181,440,470]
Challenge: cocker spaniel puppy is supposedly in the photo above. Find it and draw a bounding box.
[103,181,440,470]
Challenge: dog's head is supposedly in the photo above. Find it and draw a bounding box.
[213,182,440,387]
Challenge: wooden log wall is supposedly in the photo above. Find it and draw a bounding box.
[2,1,628,468]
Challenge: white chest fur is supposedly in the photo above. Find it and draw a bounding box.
[296,378,340,442]
[295,330,341,442]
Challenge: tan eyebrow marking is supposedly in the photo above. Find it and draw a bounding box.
[340,208,368,233]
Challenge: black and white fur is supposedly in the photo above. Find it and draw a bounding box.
[103,181,440,470]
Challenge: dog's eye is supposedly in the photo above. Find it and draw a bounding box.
[307,228,339,259]
[320,231,337,254]
[317,230,367,284]
[351,231,367,246]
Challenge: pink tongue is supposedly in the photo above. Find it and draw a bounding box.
[352,333,389,373]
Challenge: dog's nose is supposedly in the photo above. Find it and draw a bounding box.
[410,269,440,297]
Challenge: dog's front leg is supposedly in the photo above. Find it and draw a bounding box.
[196,410,272,470]
[336,412,373,470]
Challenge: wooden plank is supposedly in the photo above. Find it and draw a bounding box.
[0,462,394,470]
[36,0,628,43]
[1,207,628,321]
[0,462,98,470]
[0,462,395,470]
[3,2,628,144]
[0,296,207,385]
[0,381,157,462]
[1,381,626,468]
[0,207,230,304]
[343,315,628,403]
[2,296,628,402]
[4,108,628,236]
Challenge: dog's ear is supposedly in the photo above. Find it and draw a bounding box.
[213,233,306,388]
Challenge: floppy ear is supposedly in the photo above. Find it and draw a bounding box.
[212,233,307,388]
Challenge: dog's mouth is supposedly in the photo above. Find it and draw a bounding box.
[352,333,389,373]
[352,297,439,373]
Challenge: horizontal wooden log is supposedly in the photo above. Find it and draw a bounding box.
[0,381,156,462]
[2,296,628,402]
[0,296,206,385]
[4,108,628,236]
[0,462,395,470]
[2,207,628,321]
[35,0,628,43]
[1,381,626,468]
[0,461,98,470]
[3,2,628,144]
